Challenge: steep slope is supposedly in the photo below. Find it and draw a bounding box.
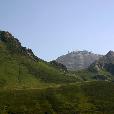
[50,60,67,71]
[71,51,114,81]
[0,31,79,89]
[86,51,114,81]
[89,51,114,72]
[56,51,102,71]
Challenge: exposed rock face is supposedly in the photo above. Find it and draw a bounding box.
[56,51,102,71]
[89,50,114,75]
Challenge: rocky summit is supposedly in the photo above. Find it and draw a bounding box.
[56,50,102,71]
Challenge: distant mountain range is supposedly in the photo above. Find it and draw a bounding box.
[56,50,103,71]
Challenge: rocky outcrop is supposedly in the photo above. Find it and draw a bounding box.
[0,31,39,61]
[56,51,102,71]
[89,51,114,74]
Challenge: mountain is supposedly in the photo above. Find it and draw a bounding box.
[75,51,114,81]
[0,31,79,89]
[89,51,114,76]
[66,51,114,82]
[56,50,102,71]
[1,31,114,114]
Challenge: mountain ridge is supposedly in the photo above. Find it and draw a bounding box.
[89,50,114,74]
[0,31,80,89]
[0,31,40,61]
[56,50,103,71]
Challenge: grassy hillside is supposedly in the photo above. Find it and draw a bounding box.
[0,31,80,89]
[1,31,114,114]
[72,67,114,82]
[0,81,114,114]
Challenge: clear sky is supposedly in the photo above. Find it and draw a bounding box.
[0,0,114,61]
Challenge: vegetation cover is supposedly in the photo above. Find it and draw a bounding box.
[0,31,114,114]
[0,81,114,114]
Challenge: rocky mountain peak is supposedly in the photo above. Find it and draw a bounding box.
[56,50,102,71]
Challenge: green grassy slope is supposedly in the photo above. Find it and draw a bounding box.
[72,68,114,82]
[0,32,79,89]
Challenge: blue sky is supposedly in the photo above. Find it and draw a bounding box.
[0,0,114,61]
